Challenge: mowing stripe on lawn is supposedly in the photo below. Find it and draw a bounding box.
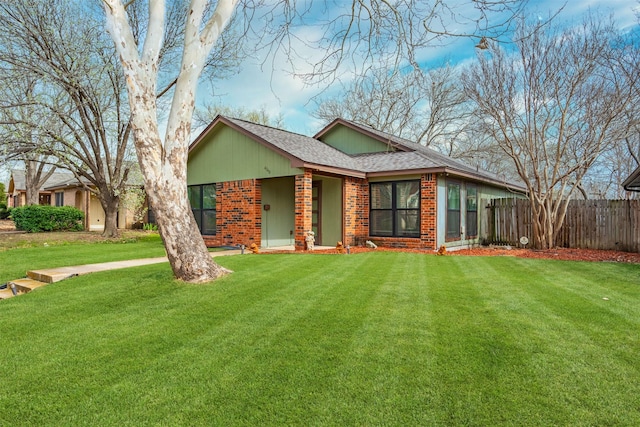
[0,252,638,426]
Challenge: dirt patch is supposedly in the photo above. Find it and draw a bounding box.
[0,219,16,232]
[0,228,155,251]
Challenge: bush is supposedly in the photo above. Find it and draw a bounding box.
[142,223,158,231]
[0,201,10,220]
[11,205,84,232]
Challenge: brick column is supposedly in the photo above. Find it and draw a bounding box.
[294,170,313,251]
[420,173,437,249]
[343,176,369,246]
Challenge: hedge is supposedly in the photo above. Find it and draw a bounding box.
[0,201,10,220]
[11,205,85,232]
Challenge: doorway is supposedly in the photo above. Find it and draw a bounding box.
[312,181,322,245]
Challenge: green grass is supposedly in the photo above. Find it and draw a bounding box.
[1,251,639,426]
[0,233,166,283]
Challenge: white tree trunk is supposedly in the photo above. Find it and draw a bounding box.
[103,0,237,282]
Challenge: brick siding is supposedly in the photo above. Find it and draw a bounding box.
[202,179,261,247]
[201,173,438,251]
[343,176,369,247]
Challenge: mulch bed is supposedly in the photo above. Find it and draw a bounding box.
[277,245,640,264]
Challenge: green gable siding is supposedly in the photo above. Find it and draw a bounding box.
[318,125,395,155]
[188,125,301,185]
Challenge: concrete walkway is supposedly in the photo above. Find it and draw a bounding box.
[30,249,245,283]
[1,249,244,300]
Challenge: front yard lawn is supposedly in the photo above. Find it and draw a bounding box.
[0,251,638,426]
[0,232,166,283]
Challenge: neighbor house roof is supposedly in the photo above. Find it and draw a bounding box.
[9,169,83,192]
[622,165,640,192]
[190,115,526,191]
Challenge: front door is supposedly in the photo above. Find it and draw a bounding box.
[312,181,322,245]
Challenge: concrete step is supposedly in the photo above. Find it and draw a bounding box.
[8,278,47,294]
[27,269,77,284]
[0,288,15,300]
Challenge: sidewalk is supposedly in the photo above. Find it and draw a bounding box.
[30,249,245,283]
[1,249,244,300]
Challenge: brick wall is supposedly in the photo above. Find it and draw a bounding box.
[200,173,438,251]
[203,179,261,247]
[294,170,313,250]
[352,173,438,250]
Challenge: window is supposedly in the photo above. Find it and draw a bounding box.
[188,183,216,235]
[466,185,478,237]
[370,180,420,237]
[55,192,64,207]
[446,181,460,239]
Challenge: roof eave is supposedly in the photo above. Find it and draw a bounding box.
[295,161,366,178]
[622,165,640,192]
[365,167,445,178]
[442,168,527,193]
[366,167,527,193]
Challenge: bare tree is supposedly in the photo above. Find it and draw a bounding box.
[0,0,137,237]
[0,75,57,206]
[102,0,533,282]
[313,68,428,142]
[313,66,472,148]
[194,103,285,130]
[462,14,639,249]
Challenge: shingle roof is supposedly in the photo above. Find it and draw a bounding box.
[223,117,359,172]
[191,115,525,191]
[354,151,439,172]
[319,119,521,188]
[10,169,82,191]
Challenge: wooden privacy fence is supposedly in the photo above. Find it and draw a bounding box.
[481,198,640,252]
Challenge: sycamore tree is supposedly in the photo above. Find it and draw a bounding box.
[462,14,640,249]
[312,65,472,150]
[102,0,531,282]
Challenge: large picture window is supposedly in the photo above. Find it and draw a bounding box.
[446,181,460,239]
[188,183,216,235]
[370,180,420,237]
[466,185,478,237]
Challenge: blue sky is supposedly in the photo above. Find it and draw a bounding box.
[2,0,639,185]
[204,0,640,136]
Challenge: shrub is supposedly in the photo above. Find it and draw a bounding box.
[0,201,10,220]
[143,222,158,231]
[11,205,84,232]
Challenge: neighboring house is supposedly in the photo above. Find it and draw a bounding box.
[187,116,526,251]
[6,169,140,231]
[622,165,640,192]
